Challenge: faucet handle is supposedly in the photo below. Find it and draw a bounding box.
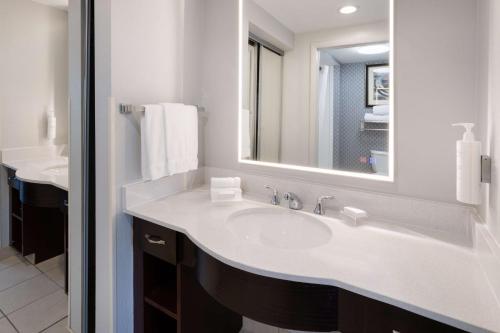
[314,195,335,215]
[264,185,280,205]
[283,192,303,210]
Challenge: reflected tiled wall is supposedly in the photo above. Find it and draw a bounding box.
[332,65,341,169]
[336,62,388,173]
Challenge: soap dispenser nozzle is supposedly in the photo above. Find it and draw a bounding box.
[452,123,475,142]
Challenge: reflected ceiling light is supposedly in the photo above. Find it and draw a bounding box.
[357,44,390,55]
[339,5,358,14]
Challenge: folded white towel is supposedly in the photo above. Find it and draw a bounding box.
[161,103,198,176]
[364,113,389,123]
[141,103,199,180]
[211,177,241,189]
[372,104,389,115]
[141,104,168,180]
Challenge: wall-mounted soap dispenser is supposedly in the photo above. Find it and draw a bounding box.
[452,123,481,205]
[46,108,57,145]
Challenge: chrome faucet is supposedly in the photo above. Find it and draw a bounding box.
[264,185,280,205]
[283,192,303,210]
[314,195,335,215]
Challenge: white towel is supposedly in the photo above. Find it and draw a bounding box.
[364,113,389,123]
[141,104,168,180]
[161,103,198,176]
[211,177,241,189]
[372,104,390,115]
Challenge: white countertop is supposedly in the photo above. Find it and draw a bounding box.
[2,156,69,191]
[125,188,500,333]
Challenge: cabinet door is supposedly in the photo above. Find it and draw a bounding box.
[363,297,396,333]
[338,290,467,333]
[338,289,365,333]
[397,309,468,333]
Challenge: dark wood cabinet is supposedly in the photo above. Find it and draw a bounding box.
[133,217,469,333]
[338,290,468,333]
[5,167,68,293]
[7,168,23,253]
[133,218,242,333]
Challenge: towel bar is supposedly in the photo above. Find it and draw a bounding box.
[119,103,205,114]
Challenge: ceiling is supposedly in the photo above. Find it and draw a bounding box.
[31,0,68,10]
[251,0,389,34]
[322,43,389,64]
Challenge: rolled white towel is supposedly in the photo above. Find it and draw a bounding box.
[364,113,389,123]
[210,177,241,189]
[372,105,390,115]
[210,188,242,202]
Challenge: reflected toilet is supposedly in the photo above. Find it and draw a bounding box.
[370,150,388,175]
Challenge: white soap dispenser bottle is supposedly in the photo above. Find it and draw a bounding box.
[452,123,481,205]
[46,109,57,145]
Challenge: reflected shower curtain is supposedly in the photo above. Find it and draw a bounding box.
[317,65,334,169]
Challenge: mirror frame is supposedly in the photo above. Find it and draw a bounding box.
[238,0,395,182]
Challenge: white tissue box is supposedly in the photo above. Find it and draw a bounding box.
[210,188,242,202]
[341,206,368,223]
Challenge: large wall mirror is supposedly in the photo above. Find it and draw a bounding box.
[239,0,394,181]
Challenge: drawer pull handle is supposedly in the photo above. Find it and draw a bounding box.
[8,176,16,182]
[64,200,69,207]
[145,234,166,246]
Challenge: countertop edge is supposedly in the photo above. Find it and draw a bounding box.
[2,160,69,192]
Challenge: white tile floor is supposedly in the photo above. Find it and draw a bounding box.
[0,247,69,333]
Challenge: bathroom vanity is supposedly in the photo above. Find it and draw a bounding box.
[6,167,67,263]
[126,187,500,333]
[2,151,69,292]
[132,217,468,333]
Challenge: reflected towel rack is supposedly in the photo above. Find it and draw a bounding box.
[119,103,206,114]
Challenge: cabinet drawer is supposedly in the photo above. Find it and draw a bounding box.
[136,219,177,265]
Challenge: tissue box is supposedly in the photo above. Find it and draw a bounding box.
[341,206,368,224]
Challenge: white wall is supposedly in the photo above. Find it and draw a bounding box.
[0,0,68,149]
[203,0,478,204]
[246,0,294,51]
[94,0,205,332]
[478,0,500,244]
[280,22,388,166]
[394,0,477,202]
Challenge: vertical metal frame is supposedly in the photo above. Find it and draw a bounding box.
[81,0,95,331]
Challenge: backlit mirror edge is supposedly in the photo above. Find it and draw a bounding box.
[237,0,395,183]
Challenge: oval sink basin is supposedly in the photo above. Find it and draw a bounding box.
[226,208,332,250]
[41,165,68,176]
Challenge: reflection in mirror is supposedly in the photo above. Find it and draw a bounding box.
[240,0,392,179]
[0,0,74,330]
